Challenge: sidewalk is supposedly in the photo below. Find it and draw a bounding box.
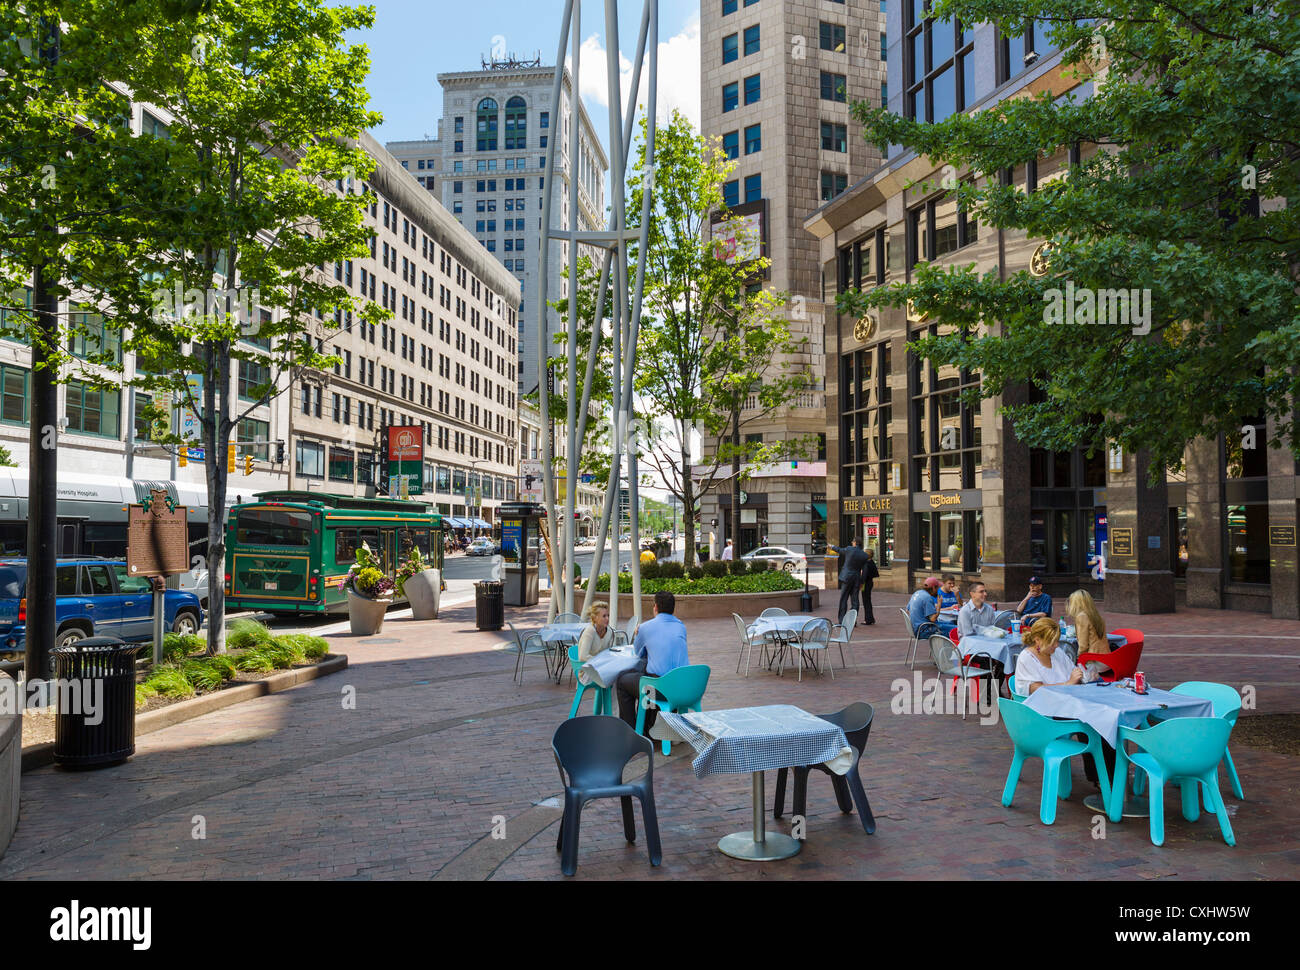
[2,591,1296,880]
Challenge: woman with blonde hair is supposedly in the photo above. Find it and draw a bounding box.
[576,601,616,662]
[1067,589,1112,673]
[1013,618,1086,696]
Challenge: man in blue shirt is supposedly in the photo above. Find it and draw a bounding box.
[1016,577,1052,622]
[906,577,942,641]
[617,590,690,732]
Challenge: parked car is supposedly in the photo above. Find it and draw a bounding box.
[741,546,807,573]
[466,537,497,556]
[178,566,209,611]
[0,558,205,656]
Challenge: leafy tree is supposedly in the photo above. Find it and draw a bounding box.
[841,1,1300,475]
[628,112,816,567]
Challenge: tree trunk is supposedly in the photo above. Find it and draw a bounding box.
[202,340,230,655]
[730,396,741,560]
[681,431,695,568]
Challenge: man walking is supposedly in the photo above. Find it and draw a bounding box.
[829,536,869,625]
[721,539,734,561]
[860,548,879,625]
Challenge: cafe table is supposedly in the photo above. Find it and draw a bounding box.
[747,615,827,672]
[656,705,852,861]
[1023,682,1213,819]
[575,645,641,689]
[538,623,587,684]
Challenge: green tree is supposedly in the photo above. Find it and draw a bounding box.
[841,1,1300,475]
[629,112,816,567]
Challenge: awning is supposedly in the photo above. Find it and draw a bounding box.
[812,502,827,521]
[472,517,490,528]
[447,517,468,528]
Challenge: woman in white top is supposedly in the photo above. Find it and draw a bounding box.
[1014,618,1089,694]
[577,602,616,662]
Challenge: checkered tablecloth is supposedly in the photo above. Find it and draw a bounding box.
[747,615,827,639]
[1024,683,1212,747]
[539,623,587,644]
[657,705,852,779]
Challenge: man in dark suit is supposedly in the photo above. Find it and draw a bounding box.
[829,536,869,625]
[860,548,879,625]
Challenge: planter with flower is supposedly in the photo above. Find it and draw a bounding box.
[396,546,441,620]
[342,544,395,635]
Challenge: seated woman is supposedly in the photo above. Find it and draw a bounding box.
[577,602,616,662]
[1013,618,1085,695]
[1066,589,1111,675]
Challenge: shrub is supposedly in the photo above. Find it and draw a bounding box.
[750,558,770,573]
[204,654,239,681]
[180,658,224,692]
[703,560,729,578]
[591,569,802,595]
[640,560,661,580]
[659,561,684,579]
[234,649,275,673]
[135,682,158,710]
[145,667,194,699]
[162,632,205,662]
[277,633,329,660]
[729,559,750,576]
[688,565,704,581]
[227,618,276,651]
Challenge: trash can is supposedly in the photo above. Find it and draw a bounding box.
[475,581,504,631]
[51,637,145,769]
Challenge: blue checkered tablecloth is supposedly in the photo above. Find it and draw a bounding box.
[657,705,852,779]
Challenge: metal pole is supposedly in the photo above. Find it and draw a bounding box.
[152,579,165,666]
[564,8,581,617]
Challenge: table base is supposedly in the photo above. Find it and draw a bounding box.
[719,831,801,861]
[1083,793,1150,818]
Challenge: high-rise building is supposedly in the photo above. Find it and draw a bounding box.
[696,0,886,558]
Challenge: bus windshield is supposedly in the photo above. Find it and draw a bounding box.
[236,508,314,546]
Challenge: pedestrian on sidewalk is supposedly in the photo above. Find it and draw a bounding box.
[721,539,734,561]
[860,548,879,625]
[829,536,869,625]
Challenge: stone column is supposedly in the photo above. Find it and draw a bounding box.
[1103,447,1175,613]
[1266,412,1299,620]
[980,385,1033,602]
[1183,436,1224,609]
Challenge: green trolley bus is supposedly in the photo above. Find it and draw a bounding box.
[224,491,445,616]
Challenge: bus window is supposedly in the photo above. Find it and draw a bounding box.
[358,529,380,558]
[380,529,396,573]
[406,528,431,559]
[335,529,360,564]
[237,508,314,546]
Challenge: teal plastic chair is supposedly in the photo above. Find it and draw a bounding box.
[635,664,711,755]
[1114,718,1235,847]
[998,697,1111,825]
[566,644,612,719]
[1135,682,1243,805]
[1007,674,1026,700]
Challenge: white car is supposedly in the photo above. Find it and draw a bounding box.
[742,546,807,573]
[178,567,209,611]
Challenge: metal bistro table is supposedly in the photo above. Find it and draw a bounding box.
[1024,682,1213,818]
[539,623,587,683]
[656,705,852,861]
[746,615,826,673]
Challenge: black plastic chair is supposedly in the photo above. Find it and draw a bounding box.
[552,716,663,876]
[773,702,876,834]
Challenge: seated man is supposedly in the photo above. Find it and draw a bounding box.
[616,590,690,734]
[906,577,943,641]
[956,581,996,639]
[1015,576,1052,622]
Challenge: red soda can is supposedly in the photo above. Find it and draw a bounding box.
[1134,670,1147,694]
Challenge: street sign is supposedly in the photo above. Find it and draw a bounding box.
[520,459,544,502]
[127,495,190,576]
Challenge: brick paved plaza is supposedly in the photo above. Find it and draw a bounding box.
[3,591,1298,881]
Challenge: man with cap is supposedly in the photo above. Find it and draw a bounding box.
[1016,577,1052,622]
[906,577,943,641]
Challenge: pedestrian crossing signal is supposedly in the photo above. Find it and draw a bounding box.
[227,443,236,474]
[179,445,188,467]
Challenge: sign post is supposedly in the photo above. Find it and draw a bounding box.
[127,490,191,664]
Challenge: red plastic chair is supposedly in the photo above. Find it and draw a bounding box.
[1110,627,1144,651]
[948,628,961,645]
[1079,639,1143,682]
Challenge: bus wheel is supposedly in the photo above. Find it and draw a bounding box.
[55,625,87,649]
[172,610,200,635]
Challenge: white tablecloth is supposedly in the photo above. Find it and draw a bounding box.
[1023,684,1213,747]
[747,615,827,639]
[539,623,586,644]
[657,705,852,779]
[959,632,1023,668]
[576,646,640,688]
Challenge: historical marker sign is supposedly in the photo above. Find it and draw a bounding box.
[127,495,190,576]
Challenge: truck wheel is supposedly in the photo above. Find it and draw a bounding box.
[55,626,88,649]
[172,610,200,635]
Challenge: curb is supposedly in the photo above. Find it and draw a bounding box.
[20,654,349,773]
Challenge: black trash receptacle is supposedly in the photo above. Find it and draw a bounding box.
[51,637,145,769]
[475,581,504,631]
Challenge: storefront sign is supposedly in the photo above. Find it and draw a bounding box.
[387,425,424,496]
[1270,526,1296,547]
[928,493,962,509]
[842,496,892,514]
[1110,528,1134,557]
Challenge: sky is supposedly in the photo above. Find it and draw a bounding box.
[354,0,701,163]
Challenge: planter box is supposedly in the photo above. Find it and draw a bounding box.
[610,587,819,620]
[347,589,393,635]
[404,568,441,619]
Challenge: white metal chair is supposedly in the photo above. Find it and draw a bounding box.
[733,613,767,676]
[613,615,639,647]
[553,612,582,624]
[929,634,993,719]
[508,622,551,684]
[828,608,857,669]
[759,607,788,618]
[779,618,832,682]
[993,610,1016,631]
[900,608,921,669]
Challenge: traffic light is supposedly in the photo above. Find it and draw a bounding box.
[227,443,236,474]
[178,445,188,467]
[244,453,254,476]
[275,440,285,463]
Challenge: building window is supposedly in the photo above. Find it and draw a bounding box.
[476,97,499,151]
[906,6,976,124]
[0,286,31,343]
[723,180,740,208]
[820,171,848,201]
[743,73,760,105]
[237,357,271,401]
[997,20,1059,84]
[839,343,894,564]
[722,81,738,112]
[723,33,738,63]
[0,364,29,424]
[908,191,978,261]
[296,440,325,478]
[744,124,761,155]
[237,418,270,461]
[723,0,736,13]
[454,116,464,134]
[821,121,847,152]
[743,174,762,203]
[504,95,527,149]
[743,25,760,56]
[820,71,847,102]
[722,130,739,159]
[329,448,355,483]
[819,22,846,53]
[65,381,120,437]
[909,324,981,497]
[67,312,122,363]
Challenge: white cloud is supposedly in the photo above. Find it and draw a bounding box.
[567,11,700,132]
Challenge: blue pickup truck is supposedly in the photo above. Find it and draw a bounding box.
[0,559,205,656]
